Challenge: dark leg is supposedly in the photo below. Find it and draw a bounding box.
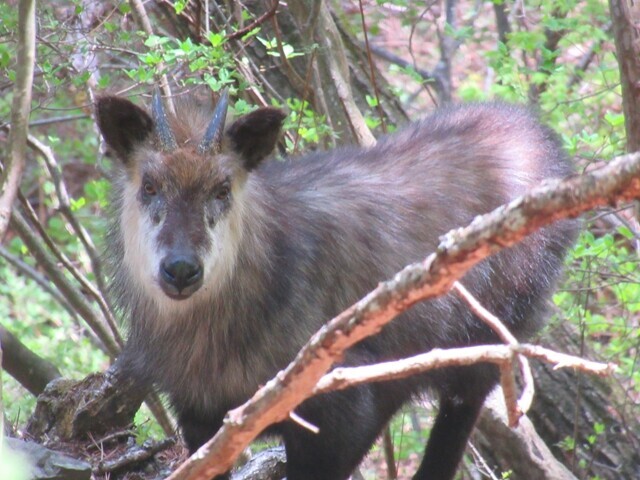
[282,384,405,480]
[412,394,486,480]
[176,407,229,479]
[413,365,498,480]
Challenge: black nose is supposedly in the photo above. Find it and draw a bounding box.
[160,254,203,293]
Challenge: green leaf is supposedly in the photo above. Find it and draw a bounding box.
[144,34,170,48]
[208,32,225,47]
[604,112,625,127]
[241,27,261,41]
[174,0,189,14]
[104,22,117,33]
[97,74,111,89]
[617,225,633,240]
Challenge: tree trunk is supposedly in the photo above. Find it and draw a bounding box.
[529,322,640,480]
[609,0,640,152]
[1,324,62,397]
[26,362,149,442]
[475,393,578,480]
[475,322,640,480]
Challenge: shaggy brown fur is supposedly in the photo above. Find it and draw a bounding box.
[96,95,578,480]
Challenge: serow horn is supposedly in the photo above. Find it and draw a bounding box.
[152,89,178,152]
[198,88,229,155]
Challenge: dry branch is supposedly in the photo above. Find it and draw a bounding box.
[166,152,640,480]
[0,244,79,320]
[476,391,579,480]
[25,134,122,347]
[313,344,613,397]
[226,0,279,40]
[453,281,535,421]
[93,437,176,475]
[0,0,35,240]
[0,324,62,396]
[10,209,121,357]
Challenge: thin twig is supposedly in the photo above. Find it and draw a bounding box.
[29,114,89,127]
[87,429,136,450]
[382,427,398,479]
[468,441,501,480]
[312,344,614,395]
[17,191,124,348]
[368,44,438,85]
[271,9,310,98]
[94,437,176,475]
[27,134,117,326]
[292,48,317,155]
[0,245,79,321]
[452,281,536,417]
[358,0,386,133]
[498,359,522,427]
[10,209,120,357]
[409,1,441,103]
[226,0,279,41]
[289,411,319,434]
[452,282,518,345]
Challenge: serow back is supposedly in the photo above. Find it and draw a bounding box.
[96,90,578,480]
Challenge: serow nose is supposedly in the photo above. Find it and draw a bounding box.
[160,254,203,298]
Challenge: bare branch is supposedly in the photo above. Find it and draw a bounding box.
[288,411,319,434]
[313,344,613,396]
[26,134,119,342]
[368,44,442,93]
[357,0,386,132]
[477,390,579,480]
[382,427,398,480]
[226,0,279,41]
[17,192,123,349]
[453,281,534,421]
[0,324,62,396]
[0,0,35,240]
[493,0,512,45]
[452,282,518,345]
[29,114,89,127]
[93,437,176,475]
[0,245,79,319]
[567,24,611,89]
[9,209,120,357]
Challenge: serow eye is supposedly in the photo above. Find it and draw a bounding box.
[216,185,230,201]
[143,181,157,196]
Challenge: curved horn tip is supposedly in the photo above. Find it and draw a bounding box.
[198,88,231,155]
[217,87,229,105]
[151,88,178,152]
[151,89,164,117]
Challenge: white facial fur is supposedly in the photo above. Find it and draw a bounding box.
[119,178,246,322]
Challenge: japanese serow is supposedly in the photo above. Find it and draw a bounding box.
[95,90,578,480]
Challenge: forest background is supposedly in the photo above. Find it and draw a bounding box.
[1,1,639,479]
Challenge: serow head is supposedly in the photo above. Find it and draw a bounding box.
[95,89,286,302]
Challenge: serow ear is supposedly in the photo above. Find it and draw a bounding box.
[225,107,287,171]
[95,96,154,163]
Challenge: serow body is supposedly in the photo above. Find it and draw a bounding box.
[96,91,578,480]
